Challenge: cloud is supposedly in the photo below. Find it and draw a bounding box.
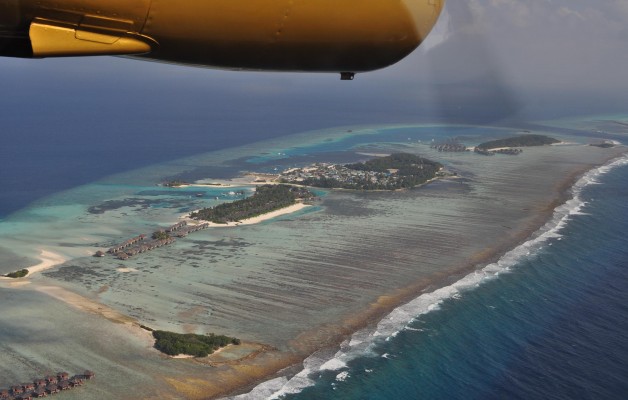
[1,0,627,128]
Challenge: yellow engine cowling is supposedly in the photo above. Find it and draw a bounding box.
[1,0,445,73]
[140,0,445,72]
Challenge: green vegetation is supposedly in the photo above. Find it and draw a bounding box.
[191,185,313,223]
[6,269,29,278]
[300,153,442,190]
[345,153,441,173]
[153,330,241,357]
[152,231,170,240]
[477,134,559,149]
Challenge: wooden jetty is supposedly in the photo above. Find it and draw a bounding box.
[115,237,176,260]
[1,371,93,399]
[99,220,210,261]
[107,235,146,254]
[165,221,187,233]
[173,222,210,238]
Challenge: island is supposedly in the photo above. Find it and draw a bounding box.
[5,268,29,278]
[190,184,314,223]
[279,153,443,190]
[162,180,190,187]
[590,141,616,148]
[477,134,560,150]
[152,330,241,358]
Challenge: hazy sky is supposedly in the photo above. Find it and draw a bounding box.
[1,0,626,129]
[1,0,627,213]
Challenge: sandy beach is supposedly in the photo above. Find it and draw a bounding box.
[27,250,68,275]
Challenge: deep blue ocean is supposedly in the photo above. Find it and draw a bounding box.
[273,159,628,399]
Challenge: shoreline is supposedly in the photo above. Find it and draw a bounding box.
[27,250,68,275]
[0,249,68,284]
[211,150,628,399]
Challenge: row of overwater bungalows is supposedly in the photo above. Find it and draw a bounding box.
[0,371,94,399]
[99,221,211,260]
[115,237,176,260]
[171,222,210,238]
[107,235,146,254]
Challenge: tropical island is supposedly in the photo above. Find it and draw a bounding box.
[191,184,314,223]
[279,153,443,190]
[5,268,29,278]
[477,134,560,150]
[152,330,241,358]
[590,141,616,148]
[162,180,190,187]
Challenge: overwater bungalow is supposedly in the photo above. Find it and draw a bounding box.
[166,221,187,232]
[83,371,95,380]
[32,388,46,398]
[44,385,59,395]
[43,376,56,385]
[69,379,82,387]
[10,386,23,395]
[21,384,34,392]
[126,249,139,257]
[33,380,45,388]
[56,373,69,381]
[108,234,146,253]
[57,381,70,391]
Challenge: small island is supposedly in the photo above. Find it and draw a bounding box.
[153,330,241,358]
[590,141,616,148]
[280,153,443,190]
[5,268,29,278]
[191,184,314,224]
[162,180,190,187]
[477,134,560,150]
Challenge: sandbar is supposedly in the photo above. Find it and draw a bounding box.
[27,250,68,275]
